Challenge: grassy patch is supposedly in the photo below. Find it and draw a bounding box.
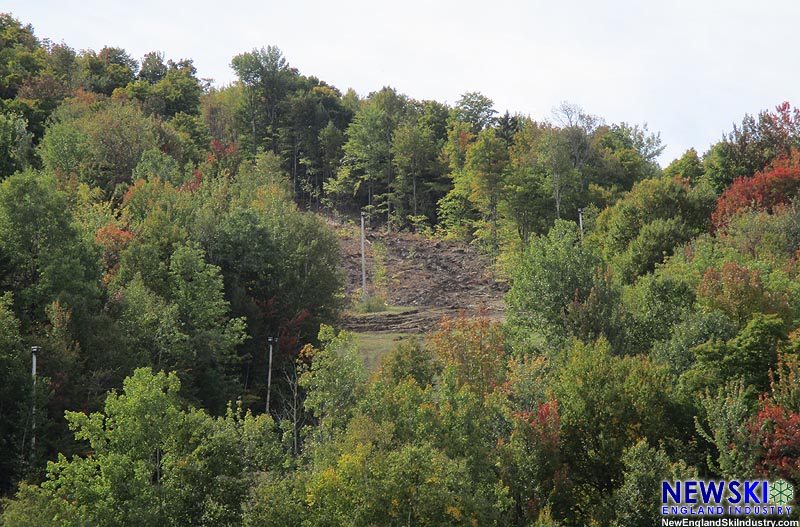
[354,332,411,371]
[347,305,417,318]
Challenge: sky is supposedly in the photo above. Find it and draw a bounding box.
[6,0,800,165]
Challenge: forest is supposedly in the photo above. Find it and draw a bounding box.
[1,11,800,526]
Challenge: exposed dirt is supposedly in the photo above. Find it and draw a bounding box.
[335,222,506,334]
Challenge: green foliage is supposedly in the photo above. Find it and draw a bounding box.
[0,170,101,325]
[11,13,800,527]
[592,176,715,283]
[0,293,29,494]
[612,441,696,527]
[506,220,606,347]
[695,379,759,478]
[556,339,677,523]
[0,14,45,99]
[0,111,32,178]
[451,91,497,134]
[132,147,182,185]
[664,148,704,183]
[683,313,787,394]
[1,368,283,527]
[299,325,366,435]
[615,217,693,283]
[40,97,157,195]
[378,338,437,388]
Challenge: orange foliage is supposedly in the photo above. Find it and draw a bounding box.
[432,311,505,390]
[95,221,134,281]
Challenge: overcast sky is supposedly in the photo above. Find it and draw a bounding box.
[6,0,800,165]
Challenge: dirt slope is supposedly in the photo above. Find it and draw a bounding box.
[335,222,506,334]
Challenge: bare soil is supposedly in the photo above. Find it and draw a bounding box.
[335,222,506,334]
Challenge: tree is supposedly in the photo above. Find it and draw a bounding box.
[664,148,704,183]
[695,380,759,479]
[0,111,32,178]
[556,339,675,523]
[712,160,800,230]
[599,122,664,187]
[506,220,603,344]
[591,176,715,273]
[431,313,505,389]
[539,127,578,219]
[696,262,789,329]
[753,356,800,482]
[0,14,44,100]
[391,117,438,223]
[167,243,247,411]
[127,58,203,118]
[137,51,167,84]
[299,325,366,436]
[40,98,157,196]
[463,127,509,259]
[0,293,30,495]
[334,87,406,223]
[0,170,100,327]
[612,441,695,527]
[1,368,283,527]
[451,91,497,134]
[75,46,137,95]
[504,118,551,242]
[231,46,296,157]
[683,313,787,394]
[704,102,800,192]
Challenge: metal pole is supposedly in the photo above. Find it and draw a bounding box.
[266,337,274,414]
[31,346,40,456]
[360,211,367,303]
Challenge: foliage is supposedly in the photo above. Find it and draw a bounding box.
[0,111,32,178]
[1,368,283,527]
[506,220,606,346]
[696,379,759,479]
[704,102,800,192]
[712,160,800,230]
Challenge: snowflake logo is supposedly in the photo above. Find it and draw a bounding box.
[770,479,793,506]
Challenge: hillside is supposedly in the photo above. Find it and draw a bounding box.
[336,222,505,336]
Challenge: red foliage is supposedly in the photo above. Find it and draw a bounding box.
[512,399,561,448]
[180,168,203,193]
[279,309,311,355]
[208,139,241,178]
[95,221,134,281]
[712,161,800,230]
[754,398,800,481]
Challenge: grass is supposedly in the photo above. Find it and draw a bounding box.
[347,304,417,318]
[354,332,411,371]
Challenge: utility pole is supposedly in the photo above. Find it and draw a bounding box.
[266,336,276,414]
[30,346,40,456]
[360,211,367,303]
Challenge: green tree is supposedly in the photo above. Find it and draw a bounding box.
[0,111,32,179]
[0,170,100,327]
[0,293,30,494]
[231,46,296,157]
[612,441,696,527]
[664,148,704,183]
[0,14,45,100]
[463,127,509,259]
[506,220,603,344]
[1,368,282,527]
[452,91,497,134]
[299,325,366,436]
[556,339,676,524]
